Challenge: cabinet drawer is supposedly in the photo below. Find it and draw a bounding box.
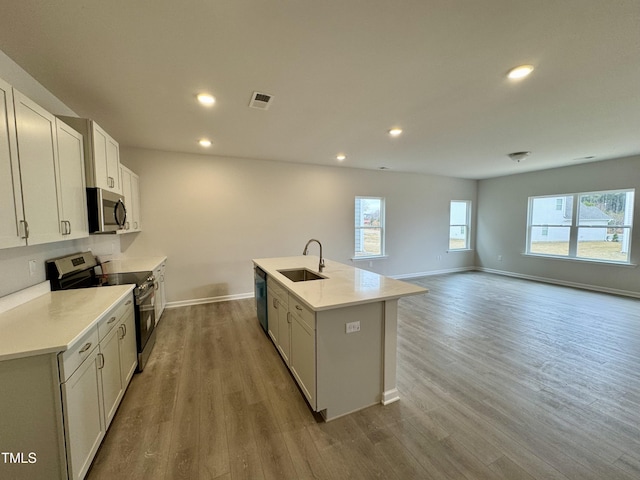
[268,278,288,305]
[59,327,99,382]
[289,294,315,331]
[97,295,134,341]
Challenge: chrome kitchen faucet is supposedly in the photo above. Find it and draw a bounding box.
[303,238,325,272]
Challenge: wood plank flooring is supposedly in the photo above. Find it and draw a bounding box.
[86,272,640,480]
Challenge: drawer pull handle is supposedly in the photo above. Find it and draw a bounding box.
[295,305,303,311]
[107,316,117,324]
[125,300,132,306]
[79,342,92,354]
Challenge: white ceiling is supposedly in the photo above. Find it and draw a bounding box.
[0,1,638,179]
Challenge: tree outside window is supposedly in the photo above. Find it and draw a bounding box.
[355,197,384,257]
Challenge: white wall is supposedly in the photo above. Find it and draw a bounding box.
[119,147,478,304]
[476,155,640,296]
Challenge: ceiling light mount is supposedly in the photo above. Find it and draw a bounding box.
[388,128,403,137]
[336,153,346,161]
[508,151,531,163]
[199,139,212,147]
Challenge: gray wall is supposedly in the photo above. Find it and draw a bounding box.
[476,155,640,296]
[119,147,477,304]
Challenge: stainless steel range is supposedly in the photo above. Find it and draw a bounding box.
[46,251,157,371]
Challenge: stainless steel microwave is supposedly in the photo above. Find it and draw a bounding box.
[86,188,127,233]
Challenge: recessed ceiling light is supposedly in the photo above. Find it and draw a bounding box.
[199,139,212,147]
[507,65,534,80]
[388,128,403,137]
[197,93,216,106]
[336,153,346,161]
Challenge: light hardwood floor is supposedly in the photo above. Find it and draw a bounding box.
[87,272,640,479]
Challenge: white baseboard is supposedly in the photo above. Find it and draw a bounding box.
[390,266,474,280]
[476,266,640,299]
[164,263,640,309]
[381,388,401,405]
[165,291,254,309]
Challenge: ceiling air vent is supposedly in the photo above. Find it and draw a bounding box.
[249,91,273,110]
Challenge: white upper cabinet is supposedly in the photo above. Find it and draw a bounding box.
[120,165,141,232]
[56,119,89,240]
[57,116,122,194]
[13,89,62,246]
[0,77,25,249]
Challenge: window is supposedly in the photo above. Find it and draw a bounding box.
[449,200,471,250]
[527,189,634,263]
[355,197,385,257]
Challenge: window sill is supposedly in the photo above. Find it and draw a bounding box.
[447,248,474,253]
[351,255,389,261]
[522,253,637,267]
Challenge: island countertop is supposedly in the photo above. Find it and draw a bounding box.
[253,256,427,311]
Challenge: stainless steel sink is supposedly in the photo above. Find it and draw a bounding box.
[278,268,327,282]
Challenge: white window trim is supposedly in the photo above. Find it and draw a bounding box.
[526,189,634,265]
[354,196,386,259]
[449,200,472,251]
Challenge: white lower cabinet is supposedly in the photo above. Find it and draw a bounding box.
[267,278,316,407]
[60,347,104,480]
[99,324,122,429]
[60,293,136,479]
[119,311,137,387]
[290,307,316,407]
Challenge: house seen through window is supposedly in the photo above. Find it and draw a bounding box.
[449,200,471,250]
[355,197,384,257]
[527,189,634,263]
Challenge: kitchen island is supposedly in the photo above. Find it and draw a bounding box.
[253,255,427,420]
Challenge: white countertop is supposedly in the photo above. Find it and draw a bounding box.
[99,256,167,274]
[253,256,427,311]
[0,285,134,362]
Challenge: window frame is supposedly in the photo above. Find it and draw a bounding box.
[354,196,385,259]
[448,200,472,251]
[526,189,634,264]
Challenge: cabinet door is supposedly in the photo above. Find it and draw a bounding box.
[277,300,291,365]
[106,136,121,193]
[130,171,141,230]
[91,123,110,191]
[13,90,61,245]
[120,166,133,231]
[266,287,279,345]
[61,348,105,480]
[119,308,138,387]
[0,78,25,248]
[100,325,123,429]
[290,314,316,408]
[56,119,88,240]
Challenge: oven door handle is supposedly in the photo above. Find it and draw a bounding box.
[137,285,155,303]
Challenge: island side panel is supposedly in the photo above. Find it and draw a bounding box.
[382,299,400,404]
[316,302,383,421]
